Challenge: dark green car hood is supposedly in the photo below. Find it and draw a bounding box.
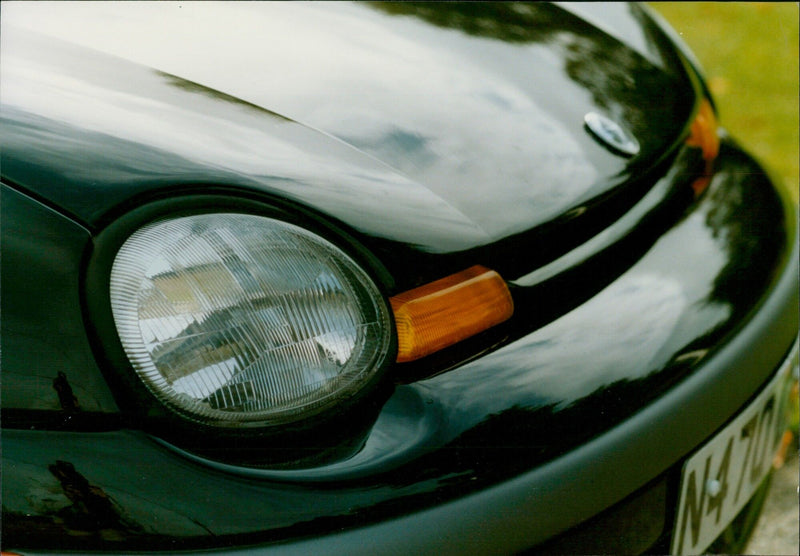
[2,2,695,251]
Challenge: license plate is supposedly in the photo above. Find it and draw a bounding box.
[671,347,797,556]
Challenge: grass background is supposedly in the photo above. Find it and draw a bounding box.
[652,3,799,203]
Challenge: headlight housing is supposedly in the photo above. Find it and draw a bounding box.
[109,212,392,427]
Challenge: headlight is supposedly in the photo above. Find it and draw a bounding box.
[109,213,392,427]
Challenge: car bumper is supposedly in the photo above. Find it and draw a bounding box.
[221,302,799,556]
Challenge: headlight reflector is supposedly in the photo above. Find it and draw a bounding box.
[110,213,392,427]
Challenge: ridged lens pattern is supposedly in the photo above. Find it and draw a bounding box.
[110,213,391,426]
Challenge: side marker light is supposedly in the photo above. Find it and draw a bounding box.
[685,98,719,196]
[390,265,514,362]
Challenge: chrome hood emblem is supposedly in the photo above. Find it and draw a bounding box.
[583,112,640,157]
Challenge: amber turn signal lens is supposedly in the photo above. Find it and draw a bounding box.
[390,265,514,362]
[686,99,719,161]
[686,98,720,196]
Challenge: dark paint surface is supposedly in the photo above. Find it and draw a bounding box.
[1,2,798,552]
[3,141,796,549]
[1,187,119,413]
[1,3,693,257]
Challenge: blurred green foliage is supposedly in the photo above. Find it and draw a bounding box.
[653,3,799,203]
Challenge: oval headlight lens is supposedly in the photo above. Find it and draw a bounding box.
[110,213,392,427]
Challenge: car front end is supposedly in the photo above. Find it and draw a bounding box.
[1,3,797,555]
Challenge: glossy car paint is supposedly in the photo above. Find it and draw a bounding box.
[1,2,797,554]
[1,3,695,256]
[4,137,797,550]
